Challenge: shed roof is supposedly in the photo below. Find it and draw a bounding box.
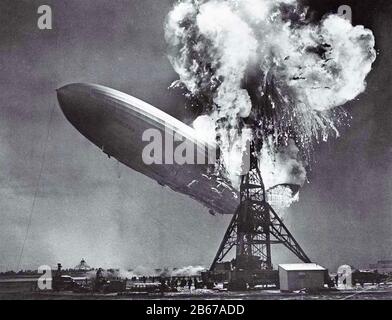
[279,263,326,271]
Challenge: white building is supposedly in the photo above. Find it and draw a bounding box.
[279,263,327,292]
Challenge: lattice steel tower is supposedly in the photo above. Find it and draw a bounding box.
[210,144,311,272]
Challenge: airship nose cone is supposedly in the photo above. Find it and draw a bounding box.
[57,83,105,143]
[57,84,84,128]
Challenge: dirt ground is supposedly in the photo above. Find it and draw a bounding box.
[1,284,392,300]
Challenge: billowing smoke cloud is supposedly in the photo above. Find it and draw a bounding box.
[260,138,307,190]
[165,0,376,207]
[86,266,207,280]
[171,265,206,277]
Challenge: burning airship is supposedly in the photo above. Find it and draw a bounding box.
[57,83,240,215]
[56,0,377,285]
[57,83,302,214]
[58,0,376,216]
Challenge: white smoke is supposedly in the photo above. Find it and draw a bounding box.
[267,185,300,211]
[165,0,376,206]
[171,266,206,277]
[197,1,258,120]
[269,14,376,112]
[259,138,307,190]
[86,266,207,279]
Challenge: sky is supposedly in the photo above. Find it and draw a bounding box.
[0,0,391,272]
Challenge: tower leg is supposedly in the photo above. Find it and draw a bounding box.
[210,208,239,272]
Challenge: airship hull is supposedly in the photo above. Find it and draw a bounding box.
[57,83,239,215]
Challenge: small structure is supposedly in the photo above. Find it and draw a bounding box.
[279,263,326,292]
[74,259,91,271]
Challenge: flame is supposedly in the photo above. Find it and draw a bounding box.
[165,0,376,208]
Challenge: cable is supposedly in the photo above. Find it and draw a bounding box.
[16,103,55,271]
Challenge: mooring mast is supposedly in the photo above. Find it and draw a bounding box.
[210,144,311,274]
